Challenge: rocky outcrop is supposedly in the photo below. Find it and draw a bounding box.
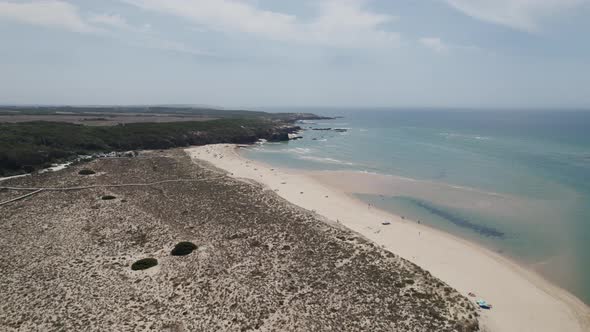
[265,125,301,142]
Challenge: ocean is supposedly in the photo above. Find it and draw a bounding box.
[243,109,590,305]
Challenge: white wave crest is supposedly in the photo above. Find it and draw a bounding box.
[298,155,355,166]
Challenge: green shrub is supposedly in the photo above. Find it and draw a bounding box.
[171,242,197,256]
[0,115,315,175]
[78,169,95,175]
[131,258,158,271]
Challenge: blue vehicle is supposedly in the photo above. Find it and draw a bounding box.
[476,299,492,309]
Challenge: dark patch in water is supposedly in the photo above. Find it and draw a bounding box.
[412,200,505,238]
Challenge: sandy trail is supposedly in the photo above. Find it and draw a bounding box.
[186,144,590,332]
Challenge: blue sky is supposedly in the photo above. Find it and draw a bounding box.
[1,0,589,109]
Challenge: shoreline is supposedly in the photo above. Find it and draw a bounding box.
[1,148,482,330]
[186,144,590,332]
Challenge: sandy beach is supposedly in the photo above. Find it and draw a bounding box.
[187,144,590,332]
[1,149,481,331]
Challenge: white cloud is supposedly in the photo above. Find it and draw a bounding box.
[0,0,396,56]
[88,14,209,56]
[89,13,210,56]
[89,13,151,33]
[419,37,449,54]
[419,36,486,55]
[0,0,96,33]
[122,0,399,48]
[89,14,131,30]
[136,38,211,56]
[0,2,202,56]
[445,0,588,31]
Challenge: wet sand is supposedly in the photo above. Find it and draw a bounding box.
[187,144,590,332]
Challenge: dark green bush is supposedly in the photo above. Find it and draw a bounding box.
[78,169,95,175]
[0,116,298,175]
[170,242,197,256]
[23,165,34,173]
[131,258,158,271]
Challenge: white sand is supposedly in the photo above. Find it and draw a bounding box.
[0,174,29,182]
[186,144,590,332]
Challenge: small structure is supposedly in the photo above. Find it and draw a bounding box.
[476,299,492,309]
[382,221,391,225]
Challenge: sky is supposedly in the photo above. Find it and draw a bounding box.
[1,0,589,109]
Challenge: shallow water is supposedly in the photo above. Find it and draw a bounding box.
[243,109,590,304]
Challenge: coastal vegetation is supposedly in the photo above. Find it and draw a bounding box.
[0,117,302,177]
[170,242,198,256]
[0,149,480,330]
[131,258,158,271]
[0,105,328,122]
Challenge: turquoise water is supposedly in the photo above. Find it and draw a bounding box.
[243,109,590,304]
